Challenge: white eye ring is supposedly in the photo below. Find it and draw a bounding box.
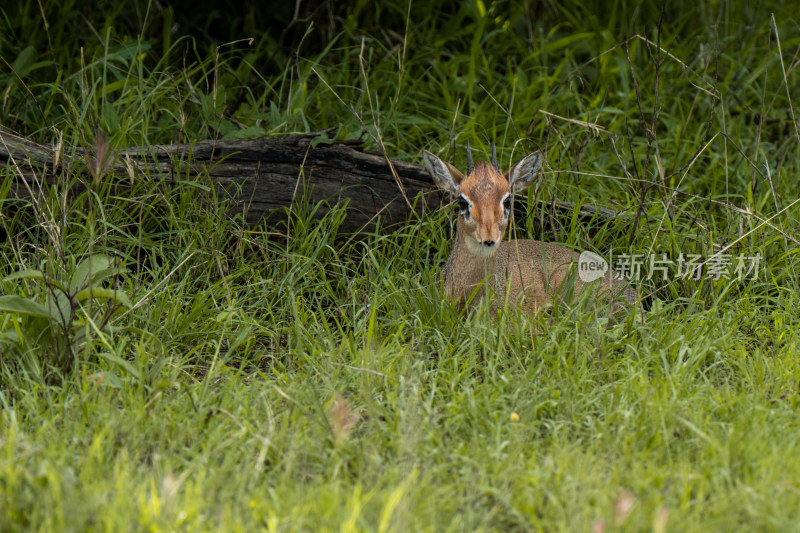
[457,195,471,217]
[501,193,511,215]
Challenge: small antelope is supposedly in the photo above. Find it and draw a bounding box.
[423,143,635,315]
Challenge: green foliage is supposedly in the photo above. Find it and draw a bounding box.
[2,0,800,530]
[0,254,132,378]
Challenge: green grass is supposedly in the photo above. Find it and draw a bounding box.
[2,0,800,530]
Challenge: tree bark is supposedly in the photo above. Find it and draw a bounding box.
[1,126,626,234]
[1,126,442,233]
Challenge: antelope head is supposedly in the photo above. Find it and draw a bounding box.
[423,143,544,257]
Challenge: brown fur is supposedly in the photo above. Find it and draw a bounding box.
[433,158,635,315]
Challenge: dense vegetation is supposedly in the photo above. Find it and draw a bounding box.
[2,0,800,530]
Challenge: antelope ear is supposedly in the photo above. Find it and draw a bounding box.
[422,151,465,197]
[506,151,544,192]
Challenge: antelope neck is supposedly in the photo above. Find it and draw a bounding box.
[443,222,499,299]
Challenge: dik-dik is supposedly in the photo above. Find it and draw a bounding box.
[423,145,635,315]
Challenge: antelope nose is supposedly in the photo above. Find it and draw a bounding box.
[483,240,495,247]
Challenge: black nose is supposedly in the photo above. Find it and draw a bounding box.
[483,240,495,247]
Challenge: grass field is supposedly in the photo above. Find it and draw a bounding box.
[2,0,800,530]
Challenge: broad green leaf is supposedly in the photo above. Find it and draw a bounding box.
[69,255,117,292]
[214,310,239,322]
[3,270,67,291]
[107,40,151,61]
[222,125,267,140]
[11,46,36,75]
[102,78,137,95]
[85,267,126,287]
[0,295,50,318]
[74,287,133,309]
[3,269,45,282]
[0,328,21,344]
[216,118,238,136]
[45,292,73,324]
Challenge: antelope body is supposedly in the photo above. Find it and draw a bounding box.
[423,147,635,315]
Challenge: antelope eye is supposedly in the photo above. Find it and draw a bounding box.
[502,196,511,212]
[457,196,470,216]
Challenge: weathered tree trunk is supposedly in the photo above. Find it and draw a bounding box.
[1,126,625,234]
[1,126,441,233]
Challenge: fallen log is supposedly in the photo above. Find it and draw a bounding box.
[0,126,629,234]
[1,126,441,233]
